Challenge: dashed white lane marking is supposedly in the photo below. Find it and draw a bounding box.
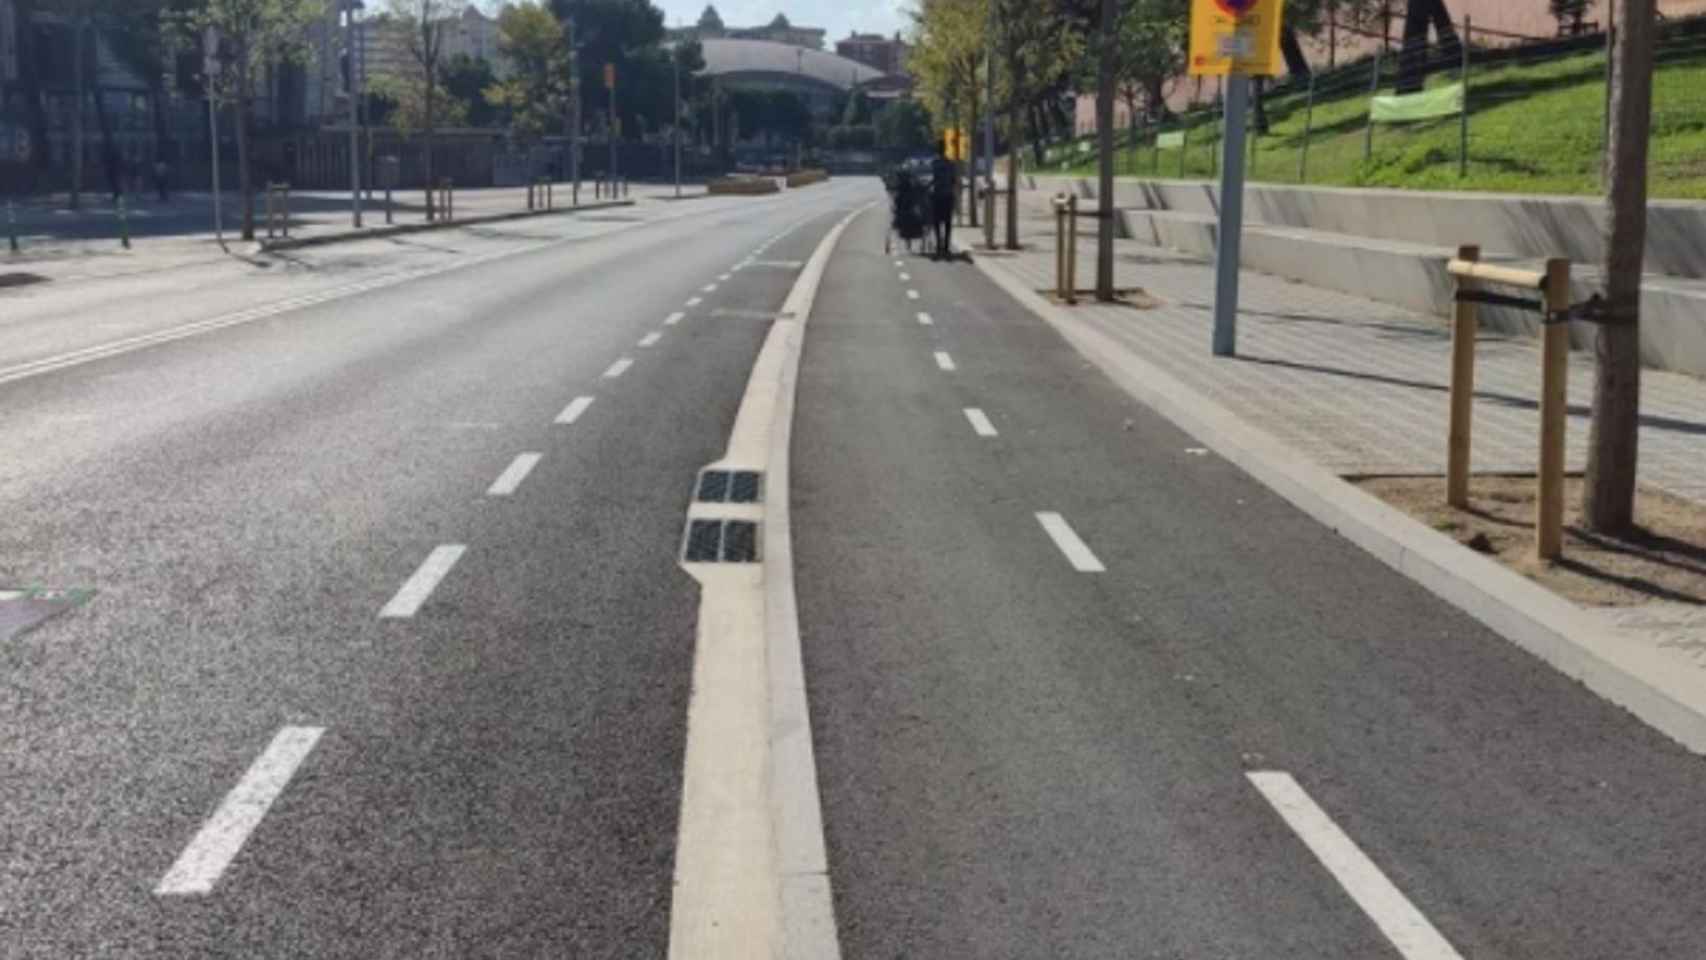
[155,726,326,896]
[703,284,719,293]
[964,408,998,437]
[898,272,911,282]
[556,396,595,424]
[916,312,933,326]
[686,297,704,307]
[665,312,686,326]
[718,273,732,281]
[487,453,543,497]
[1034,513,1105,573]
[906,290,920,300]
[639,332,663,347]
[1247,772,1464,960]
[604,358,634,379]
[933,351,956,372]
[380,545,467,618]
[893,259,903,267]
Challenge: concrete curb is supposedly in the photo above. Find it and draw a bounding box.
[970,248,1706,756]
[257,199,637,252]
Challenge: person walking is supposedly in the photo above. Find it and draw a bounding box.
[929,140,958,260]
[153,158,170,202]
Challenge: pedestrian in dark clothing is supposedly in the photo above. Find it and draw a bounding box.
[154,159,170,202]
[929,142,958,260]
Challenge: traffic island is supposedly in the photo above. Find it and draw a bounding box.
[707,177,781,196]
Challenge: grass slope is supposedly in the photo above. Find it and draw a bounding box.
[1057,41,1706,199]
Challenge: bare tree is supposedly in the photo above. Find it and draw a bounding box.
[388,0,454,220]
[1584,0,1656,534]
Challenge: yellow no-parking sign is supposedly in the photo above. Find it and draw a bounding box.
[1189,0,1285,76]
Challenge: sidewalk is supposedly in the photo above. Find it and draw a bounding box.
[973,191,1706,750]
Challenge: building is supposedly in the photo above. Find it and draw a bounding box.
[697,37,885,121]
[836,31,909,77]
[672,7,825,50]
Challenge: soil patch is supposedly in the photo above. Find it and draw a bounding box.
[1354,474,1706,608]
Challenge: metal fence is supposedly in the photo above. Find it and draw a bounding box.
[1049,14,1706,200]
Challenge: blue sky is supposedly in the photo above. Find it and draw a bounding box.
[652,2,910,43]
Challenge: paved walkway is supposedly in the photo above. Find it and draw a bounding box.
[990,194,1706,507]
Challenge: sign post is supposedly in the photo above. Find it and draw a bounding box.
[1189,0,1284,357]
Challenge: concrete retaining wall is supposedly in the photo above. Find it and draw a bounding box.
[1025,175,1706,378]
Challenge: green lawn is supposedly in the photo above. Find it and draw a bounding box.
[1054,43,1706,199]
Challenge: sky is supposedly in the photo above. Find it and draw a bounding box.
[652,1,910,43]
[472,1,913,48]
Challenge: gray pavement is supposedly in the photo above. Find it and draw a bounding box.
[4,173,1706,959]
[0,178,862,956]
[797,201,1706,959]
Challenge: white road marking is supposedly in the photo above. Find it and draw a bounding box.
[604,358,634,379]
[155,726,325,896]
[933,351,956,372]
[1248,772,1464,960]
[487,453,542,497]
[639,332,663,347]
[899,272,911,281]
[703,283,719,293]
[894,259,903,267]
[916,312,933,326]
[665,312,686,326]
[906,290,920,300]
[964,408,998,437]
[686,297,703,307]
[556,396,595,424]
[1035,512,1105,573]
[718,273,732,281]
[380,545,467,618]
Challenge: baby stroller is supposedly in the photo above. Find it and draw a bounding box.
[885,167,933,256]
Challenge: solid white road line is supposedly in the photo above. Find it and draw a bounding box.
[603,358,634,379]
[964,408,998,437]
[916,312,933,326]
[906,290,921,300]
[155,726,325,896]
[934,351,957,372]
[487,452,542,497]
[380,545,467,618]
[639,332,663,347]
[556,396,595,424]
[1035,512,1105,573]
[1247,772,1464,960]
[665,312,686,326]
[686,297,703,307]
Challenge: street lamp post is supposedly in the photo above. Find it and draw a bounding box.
[567,17,580,206]
[345,0,364,229]
[673,48,682,197]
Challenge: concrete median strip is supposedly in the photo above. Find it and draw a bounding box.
[668,202,870,960]
[256,198,637,252]
[971,247,1706,754]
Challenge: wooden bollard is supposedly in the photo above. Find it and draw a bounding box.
[1536,258,1572,561]
[1446,244,1481,508]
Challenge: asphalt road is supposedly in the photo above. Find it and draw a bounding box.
[6,177,1706,959]
[794,205,1706,959]
[0,180,866,957]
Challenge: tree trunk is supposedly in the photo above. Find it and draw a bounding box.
[425,78,437,220]
[968,73,979,228]
[1584,0,1655,534]
[237,77,253,240]
[72,14,85,210]
[1095,0,1116,300]
[1006,38,1022,251]
[1280,27,1310,78]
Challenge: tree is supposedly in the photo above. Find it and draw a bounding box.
[386,0,455,219]
[875,98,934,153]
[1112,0,1187,134]
[1551,0,1591,35]
[485,2,569,144]
[987,0,1084,248]
[179,0,323,240]
[1584,0,1657,534]
[549,0,666,140]
[441,53,499,127]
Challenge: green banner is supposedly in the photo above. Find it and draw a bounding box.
[1156,131,1186,150]
[1370,82,1466,124]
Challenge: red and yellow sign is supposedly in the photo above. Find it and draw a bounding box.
[1189,0,1285,77]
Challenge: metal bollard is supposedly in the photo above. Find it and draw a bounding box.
[118,194,131,249]
[385,187,393,225]
[6,199,18,254]
[527,181,535,211]
[1066,194,1079,304]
